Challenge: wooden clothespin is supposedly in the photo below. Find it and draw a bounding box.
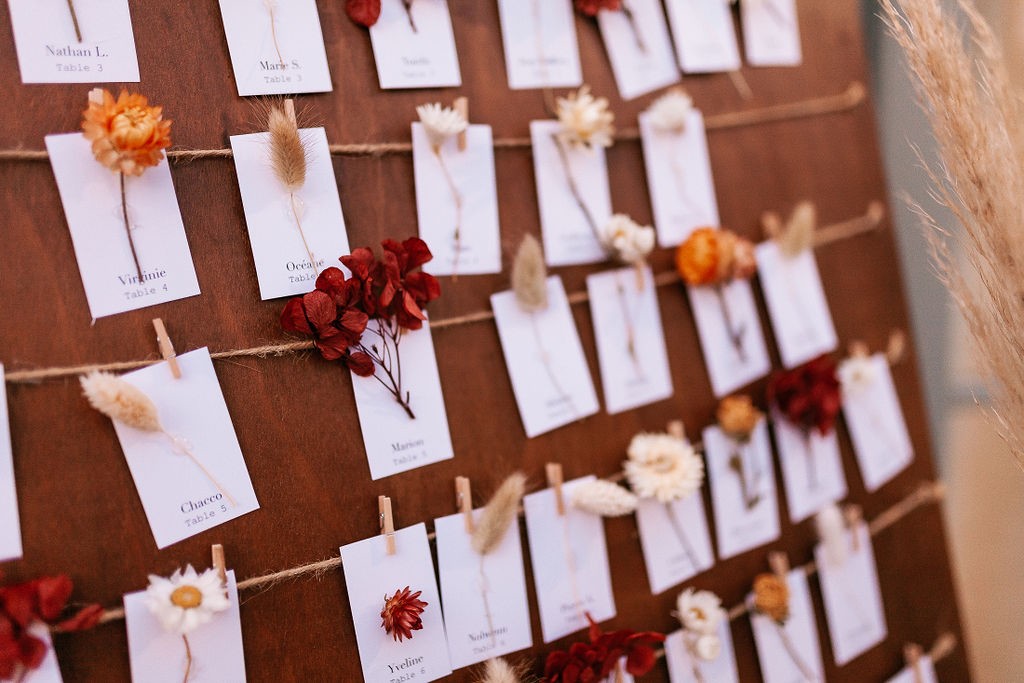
[87,88,104,106]
[847,339,871,359]
[904,643,924,683]
[153,318,181,379]
[667,420,686,440]
[844,504,863,553]
[546,462,565,516]
[887,329,907,366]
[455,476,474,534]
[284,98,298,127]
[379,495,396,555]
[768,551,790,579]
[761,210,784,241]
[211,543,227,590]
[454,96,469,151]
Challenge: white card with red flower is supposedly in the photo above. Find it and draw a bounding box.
[597,0,680,100]
[635,495,715,595]
[0,365,23,563]
[491,276,600,438]
[740,0,801,67]
[350,319,454,480]
[523,475,617,643]
[124,571,245,683]
[586,267,673,415]
[412,123,501,276]
[230,127,351,300]
[663,0,742,74]
[815,522,888,666]
[639,108,720,248]
[369,0,461,89]
[755,242,838,369]
[7,623,64,683]
[218,0,333,96]
[749,569,825,683]
[45,132,200,320]
[531,120,613,267]
[433,509,533,670]
[664,620,739,683]
[340,523,452,683]
[842,354,914,492]
[886,655,938,683]
[110,348,259,549]
[7,0,140,84]
[497,0,582,90]
[688,280,772,398]
[771,408,847,523]
[702,421,780,560]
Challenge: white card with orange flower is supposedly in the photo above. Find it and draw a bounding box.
[0,364,23,563]
[369,0,461,89]
[523,475,617,643]
[218,0,333,96]
[771,407,847,524]
[664,620,740,683]
[125,571,246,682]
[340,523,453,683]
[740,0,801,67]
[886,655,938,683]
[596,0,679,100]
[663,0,741,74]
[7,0,140,84]
[635,495,715,595]
[229,127,351,300]
[45,132,200,319]
[748,569,825,683]
[496,0,582,90]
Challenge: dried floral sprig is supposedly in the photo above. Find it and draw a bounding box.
[717,395,765,509]
[815,503,847,568]
[66,0,82,42]
[543,613,664,683]
[381,586,427,642]
[574,0,646,54]
[401,0,418,32]
[471,473,527,557]
[764,201,816,258]
[80,371,238,506]
[473,657,526,683]
[675,588,725,682]
[768,355,840,489]
[751,573,816,680]
[82,89,172,284]
[267,100,317,269]
[598,214,655,268]
[264,0,285,66]
[571,479,638,517]
[417,103,469,275]
[0,574,101,680]
[345,0,382,27]
[648,89,704,219]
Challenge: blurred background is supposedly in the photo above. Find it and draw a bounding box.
[863,1,1024,680]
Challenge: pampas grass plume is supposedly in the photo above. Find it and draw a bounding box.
[571,480,638,517]
[815,503,847,567]
[267,101,307,193]
[512,234,548,313]
[473,657,525,683]
[471,473,526,556]
[80,371,161,432]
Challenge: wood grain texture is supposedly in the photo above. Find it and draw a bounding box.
[0,0,969,680]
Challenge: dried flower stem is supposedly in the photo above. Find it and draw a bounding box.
[772,621,817,682]
[66,0,82,42]
[432,148,465,277]
[560,514,586,624]
[684,636,707,683]
[620,2,647,54]
[288,193,316,269]
[801,430,819,491]
[181,634,193,683]
[615,275,644,379]
[728,442,762,509]
[728,70,754,101]
[357,318,416,420]
[529,313,576,418]
[667,137,702,217]
[120,173,144,285]
[401,0,418,32]
[550,133,609,254]
[266,2,285,66]
[713,283,747,362]
[531,0,558,116]
[166,433,239,507]
[478,557,498,648]
[664,502,701,571]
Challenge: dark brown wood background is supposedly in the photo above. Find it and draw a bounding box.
[0,0,969,680]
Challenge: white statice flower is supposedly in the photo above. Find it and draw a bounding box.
[676,588,726,636]
[599,214,656,265]
[416,102,468,152]
[647,88,694,134]
[693,633,722,661]
[624,432,704,503]
[145,565,230,635]
[571,480,638,517]
[555,86,615,151]
[837,354,877,396]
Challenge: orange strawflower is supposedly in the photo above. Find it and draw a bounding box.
[675,227,721,285]
[753,573,790,624]
[82,90,172,177]
[717,395,764,442]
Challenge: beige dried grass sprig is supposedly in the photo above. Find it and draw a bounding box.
[265,100,317,269]
[471,473,526,556]
[512,235,548,312]
[473,657,526,683]
[764,201,816,257]
[571,479,638,517]
[881,0,1024,469]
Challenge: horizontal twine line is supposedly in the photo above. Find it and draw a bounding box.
[3,201,885,385]
[0,82,866,163]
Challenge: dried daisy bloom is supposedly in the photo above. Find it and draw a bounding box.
[381,586,427,642]
[676,588,725,668]
[752,573,790,624]
[717,395,763,442]
[555,86,615,151]
[416,102,468,153]
[598,214,656,267]
[648,88,694,134]
[571,479,638,517]
[624,432,704,503]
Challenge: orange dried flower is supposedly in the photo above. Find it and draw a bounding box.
[753,573,790,624]
[675,227,721,285]
[82,90,172,176]
[717,395,763,442]
[380,586,427,642]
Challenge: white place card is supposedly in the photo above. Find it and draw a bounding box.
[523,476,617,643]
[125,571,246,683]
[687,280,771,397]
[230,127,351,300]
[0,365,23,562]
[586,267,673,415]
[886,655,938,683]
[496,0,582,90]
[7,0,140,84]
[412,123,501,276]
[111,348,259,549]
[815,523,888,666]
[434,510,533,670]
[218,0,333,96]
[597,0,679,100]
[664,0,741,73]
[491,276,600,438]
[350,320,453,480]
[8,623,64,682]
[749,569,825,683]
[740,0,801,67]
[635,496,714,595]
[842,354,914,492]
[771,408,847,524]
[664,621,739,683]
[703,421,780,560]
[340,523,452,683]
[755,242,838,369]
[369,0,461,89]
[46,133,200,319]
[531,120,612,267]
[639,108,720,248]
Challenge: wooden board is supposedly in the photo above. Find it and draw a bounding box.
[0,1,969,680]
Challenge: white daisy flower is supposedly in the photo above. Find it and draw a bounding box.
[145,565,230,635]
[416,102,468,152]
[555,86,615,151]
[648,89,694,134]
[599,214,656,266]
[693,633,722,661]
[676,587,726,639]
[624,432,704,503]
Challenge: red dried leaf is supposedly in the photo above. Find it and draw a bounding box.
[16,632,46,669]
[52,604,103,633]
[345,0,381,27]
[346,351,375,377]
[280,297,313,335]
[35,576,73,622]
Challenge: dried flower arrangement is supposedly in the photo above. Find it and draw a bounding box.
[751,572,816,680]
[574,0,646,54]
[266,99,317,269]
[416,102,469,275]
[717,395,766,509]
[381,586,427,642]
[674,588,727,683]
[543,614,663,683]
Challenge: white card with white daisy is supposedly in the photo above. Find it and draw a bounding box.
[125,569,245,683]
[663,0,742,74]
[749,569,825,683]
[739,0,801,67]
[0,364,23,562]
[664,621,740,683]
[771,407,847,524]
[596,0,680,100]
[369,0,461,89]
[496,0,582,90]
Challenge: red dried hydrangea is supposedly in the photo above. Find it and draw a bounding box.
[544,614,664,683]
[345,0,381,27]
[767,354,841,435]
